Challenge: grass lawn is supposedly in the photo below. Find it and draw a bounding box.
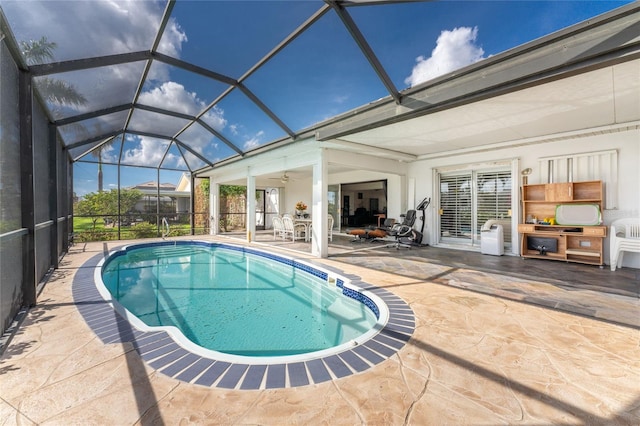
[73,216,107,231]
[72,216,202,241]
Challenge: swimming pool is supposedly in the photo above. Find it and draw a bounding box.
[98,241,382,361]
[77,239,415,389]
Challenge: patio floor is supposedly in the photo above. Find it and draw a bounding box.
[1,234,638,425]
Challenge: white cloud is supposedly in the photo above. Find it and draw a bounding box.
[126,81,229,167]
[121,136,172,167]
[201,105,227,132]
[5,0,254,165]
[139,81,203,116]
[4,0,187,112]
[405,27,485,87]
[333,94,349,104]
[100,143,119,164]
[6,0,185,62]
[243,130,265,150]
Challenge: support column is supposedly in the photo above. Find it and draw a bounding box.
[19,71,36,306]
[156,168,161,237]
[190,174,196,235]
[311,150,328,258]
[209,180,219,236]
[246,174,256,242]
[48,123,59,268]
[67,154,73,249]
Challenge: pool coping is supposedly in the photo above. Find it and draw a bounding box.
[72,241,415,390]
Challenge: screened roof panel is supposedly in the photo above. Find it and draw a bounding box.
[178,147,207,172]
[2,0,164,64]
[58,110,129,147]
[33,62,146,120]
[349,1,628,91]
[127,109,190,137]
[70,135,123,164]
[1,0,633,178]
[202,89,289,152]
[160,0,321,79]
[140,62,230,115]
[120,134,170,168]
[244,10,388,130]
[160,143,190,171]
[178,122,237,165]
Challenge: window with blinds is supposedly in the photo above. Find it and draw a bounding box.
[439,174,472,240]
[439,169,512,247]
[476,171,512,243]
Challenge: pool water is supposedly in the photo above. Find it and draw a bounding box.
[101,243,378,357]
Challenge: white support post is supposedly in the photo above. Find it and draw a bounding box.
[210,180,219,236]
[247,174,256,242]
[311,150,328,258]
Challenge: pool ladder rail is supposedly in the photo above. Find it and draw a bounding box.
[161,217,170,240]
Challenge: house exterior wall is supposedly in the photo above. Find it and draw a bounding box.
[407,128,640,269]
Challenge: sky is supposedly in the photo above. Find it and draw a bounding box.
[0,0,633,196]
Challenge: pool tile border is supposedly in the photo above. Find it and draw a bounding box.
[72,242,415,390]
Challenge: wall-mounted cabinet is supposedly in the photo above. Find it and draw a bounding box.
[518,180,606,266]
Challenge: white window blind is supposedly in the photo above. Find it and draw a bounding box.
[439,168,513,248]
[476,170,512,243]
[439,174,472,240]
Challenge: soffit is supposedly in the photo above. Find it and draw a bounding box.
[333,59,640,158]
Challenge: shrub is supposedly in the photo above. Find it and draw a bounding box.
[130,223,157,239]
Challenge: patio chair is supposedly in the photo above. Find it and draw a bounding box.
[309,215,334,241]
[610,218,640,271]
[282,215,306,241]
[272,216,285,240]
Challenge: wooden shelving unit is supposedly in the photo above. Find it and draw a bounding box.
[518,180,606,266]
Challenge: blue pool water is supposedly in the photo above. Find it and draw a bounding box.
[100,242,380,357]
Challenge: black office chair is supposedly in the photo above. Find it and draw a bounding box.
[388,210,418,249]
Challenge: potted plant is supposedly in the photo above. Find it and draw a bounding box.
[295,201,307,217]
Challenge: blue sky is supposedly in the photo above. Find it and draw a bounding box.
[1,0,633,196]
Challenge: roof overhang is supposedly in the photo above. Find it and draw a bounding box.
[312,4,640,157]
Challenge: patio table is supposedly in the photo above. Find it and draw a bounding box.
[294,218,312,241]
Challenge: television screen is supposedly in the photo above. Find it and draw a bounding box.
[527,236,558,253]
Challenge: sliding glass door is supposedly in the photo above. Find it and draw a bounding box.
[438,169,512,248]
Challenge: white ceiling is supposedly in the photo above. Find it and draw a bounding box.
[334,59,639,160]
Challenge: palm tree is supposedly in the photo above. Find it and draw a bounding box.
[21,37,115,191]
[20,37,87,107]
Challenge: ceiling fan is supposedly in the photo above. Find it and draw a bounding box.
[268,171,291,184]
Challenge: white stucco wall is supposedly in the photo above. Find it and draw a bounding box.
[201,128,639,268]
[407,128,640,269]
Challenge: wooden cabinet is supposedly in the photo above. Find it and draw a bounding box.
[545,182,573,202]
[519,180,606,266]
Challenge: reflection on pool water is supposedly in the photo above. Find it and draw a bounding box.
[99,241,384,359]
